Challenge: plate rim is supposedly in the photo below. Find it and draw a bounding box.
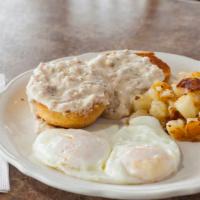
[0,51,200,199]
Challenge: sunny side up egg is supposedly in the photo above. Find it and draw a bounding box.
[33,116,181,184]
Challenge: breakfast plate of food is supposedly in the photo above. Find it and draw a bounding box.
[0,50,200,199]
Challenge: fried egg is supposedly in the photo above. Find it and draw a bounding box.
[105,116,180,183]
[33,129,111,171]
[33,116,180,184]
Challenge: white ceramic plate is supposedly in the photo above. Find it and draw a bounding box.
[0,52,200,200]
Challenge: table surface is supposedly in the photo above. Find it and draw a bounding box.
[0,0,200,199]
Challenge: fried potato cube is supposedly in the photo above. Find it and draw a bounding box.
[149,100,168,121]
[186,117,199,123]
[185,120,200,141]
[176,77,200,92]
[171,83,186,97]
[148,81,175,102]
[190,92,200,108]
[168,105,181,120]
[191,72,200,78]
[174,94,199,119]
[166,119,186,141]
[166,118,200,141]
[132,93,152,111]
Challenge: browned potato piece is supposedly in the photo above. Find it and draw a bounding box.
[190,92,200,109]
[148,81,175,102]
[191,72,200,78]
[185,120,200,141]
[174,93,199,119]
[168,105,182,120]
[171,83,186,97]
[177,77,200,92]
[132,93,152,111]
[173,73,200,97]
[166,119,186,141]
[149,100,168,121]
[167,118,200,141]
